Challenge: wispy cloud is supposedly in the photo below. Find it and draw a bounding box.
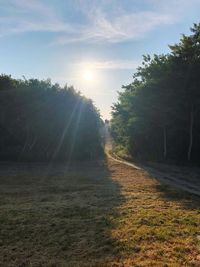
[54,10,174,45]
[76,59,141,70]
[0,0,199,44]
[0,0,75,37]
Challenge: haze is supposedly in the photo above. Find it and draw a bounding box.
[1,0,200,118]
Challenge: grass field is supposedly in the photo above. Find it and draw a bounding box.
[0,158,200,266]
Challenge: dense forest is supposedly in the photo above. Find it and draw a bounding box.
[0,75,102,161]
[111,23,200,163]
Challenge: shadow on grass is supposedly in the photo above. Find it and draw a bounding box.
[138,162,200,210]
[155,183,200,210]
[0,158,124,267]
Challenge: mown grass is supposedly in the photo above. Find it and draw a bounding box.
[0,159,200,266]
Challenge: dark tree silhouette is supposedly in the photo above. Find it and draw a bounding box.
[0,75,103,161]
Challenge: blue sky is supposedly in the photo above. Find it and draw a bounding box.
[1,0,200,118]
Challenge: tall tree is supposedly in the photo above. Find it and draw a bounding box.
[111,23,200,163]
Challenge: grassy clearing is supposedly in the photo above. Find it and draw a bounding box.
[0,159,200,266]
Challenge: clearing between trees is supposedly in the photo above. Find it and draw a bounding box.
[0,157,200,267]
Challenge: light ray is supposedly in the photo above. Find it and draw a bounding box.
[67,100,85,166]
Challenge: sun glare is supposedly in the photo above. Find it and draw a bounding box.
[83,70,93,81]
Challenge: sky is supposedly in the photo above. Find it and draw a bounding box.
[0,0,200,119]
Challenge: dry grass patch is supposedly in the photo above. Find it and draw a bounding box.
[109,161,200,266]
[0,159,200,266]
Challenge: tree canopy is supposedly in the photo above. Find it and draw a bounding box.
[0,75,103,161]
[111,23,200,163]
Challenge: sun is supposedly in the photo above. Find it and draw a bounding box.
[83,70,93,81]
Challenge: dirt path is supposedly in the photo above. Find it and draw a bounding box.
[104,124,200,197]
[138,162,200,197]
[109,150,200,197]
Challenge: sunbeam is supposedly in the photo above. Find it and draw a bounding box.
[52,100,80,161]
[67,100,85,166]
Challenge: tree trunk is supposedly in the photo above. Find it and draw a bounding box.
[163,126,167,160]
[187,106,194,161]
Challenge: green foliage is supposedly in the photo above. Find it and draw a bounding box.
[0,75,103,161]
[111,23,200,162]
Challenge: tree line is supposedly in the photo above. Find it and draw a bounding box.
[0,75,103,161]
[111,23,200,163]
